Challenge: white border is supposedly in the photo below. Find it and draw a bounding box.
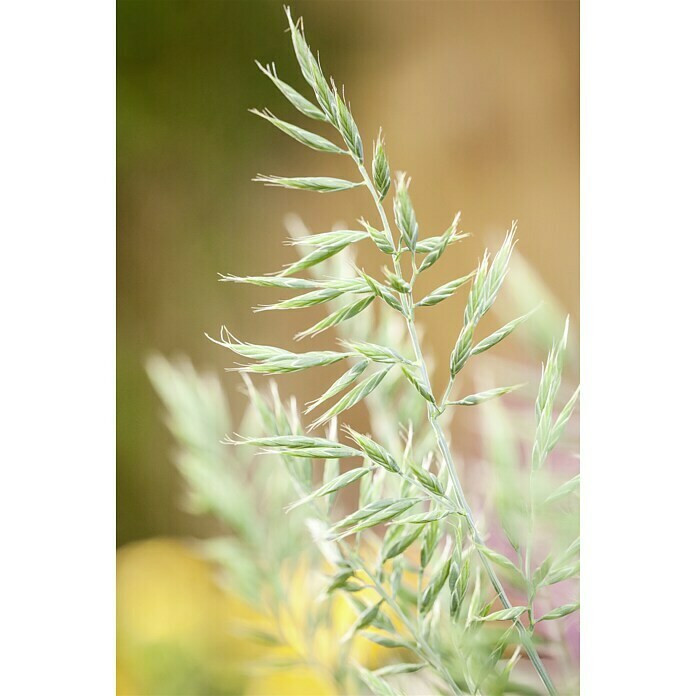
[0,0,115,692]
[1,0,695,692]
[582,0,695,692]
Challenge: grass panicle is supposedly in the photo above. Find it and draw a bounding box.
[199,7,579,695]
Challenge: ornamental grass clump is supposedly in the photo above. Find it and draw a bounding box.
[197,7,579,695]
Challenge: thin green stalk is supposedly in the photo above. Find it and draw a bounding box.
[525,469,537,627]
[356,161,558,696]
[440,377,455,413]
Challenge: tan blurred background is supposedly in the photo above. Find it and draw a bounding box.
[117,0,578,547]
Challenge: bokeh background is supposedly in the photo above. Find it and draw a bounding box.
[118,0,578,547]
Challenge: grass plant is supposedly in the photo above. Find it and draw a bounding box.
[152,8,580,694]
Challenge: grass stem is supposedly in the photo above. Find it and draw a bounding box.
[356,160,558,696]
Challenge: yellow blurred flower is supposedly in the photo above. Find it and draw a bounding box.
[116,538,400,695]
[117,538,266,695]
[245,668,336,696]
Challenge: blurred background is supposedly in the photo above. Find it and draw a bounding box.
[118,0,578,546]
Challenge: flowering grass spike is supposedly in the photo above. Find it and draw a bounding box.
[206,7,580,695]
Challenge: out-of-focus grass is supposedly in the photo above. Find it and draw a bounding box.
[116,538,400,695]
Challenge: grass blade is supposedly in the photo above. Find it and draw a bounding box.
[251,108,345,153]
[305,360,370,413]
[309,366,392,430]
[447,384,524,406]
[286,466,374,511]
[295,295,375,340]
[415,272,474,307]
[255,60,327,121]
[254,175,364,193]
